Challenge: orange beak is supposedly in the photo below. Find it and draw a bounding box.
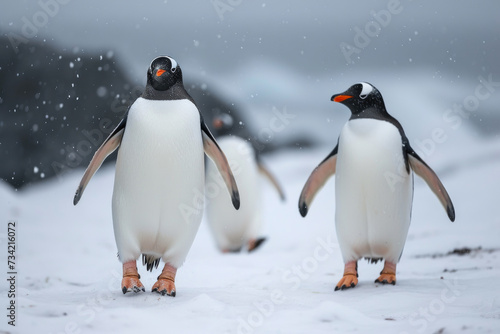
[332,95,352,102]
[156,69,166,77]
[213,118,224,129]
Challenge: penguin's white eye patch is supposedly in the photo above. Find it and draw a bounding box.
[166,56,178,72]
[359,82,373,99]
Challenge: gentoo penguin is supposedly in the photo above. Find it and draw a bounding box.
[73,56,240,296]
[206,114,285,252]
[298,82,455,291]
[187,84,316,156]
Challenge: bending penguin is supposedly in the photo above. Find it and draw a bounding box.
[298,82,455,291]
[206,114,285,252]
[73,56,240,296]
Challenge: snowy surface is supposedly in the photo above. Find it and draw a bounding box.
[1,122,499,333]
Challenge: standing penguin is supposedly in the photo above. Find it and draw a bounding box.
[298,82,455,291]
[73,56,240,296]
[206,114,285,252]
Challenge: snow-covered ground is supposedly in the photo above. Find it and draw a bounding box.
[1,118,499,333]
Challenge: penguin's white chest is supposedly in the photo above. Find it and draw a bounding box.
[335,118,413,263]
[206,136,261,251]
[112,98,205,267]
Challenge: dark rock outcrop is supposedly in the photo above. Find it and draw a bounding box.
[0,35,135,188]
[0,36,313,189]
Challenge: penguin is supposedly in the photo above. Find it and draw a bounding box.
[73,56,240,296]
[187,84,316,156]
[298,82,455,291]
[206,114,285,252]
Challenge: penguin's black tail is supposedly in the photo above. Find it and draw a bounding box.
[365,257,383,264]
[142,254,161,272]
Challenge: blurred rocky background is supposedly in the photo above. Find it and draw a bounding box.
[1,0,499,188]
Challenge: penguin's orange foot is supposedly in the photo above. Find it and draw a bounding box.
[222,247,242,253]
[248,237,267,252]
[121,277,145,294]
[375,272,396,285]
[152,278,176,297]
[335,274,358,291]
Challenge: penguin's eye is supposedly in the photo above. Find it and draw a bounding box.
[171,67,176,73]
[360,93,368,99]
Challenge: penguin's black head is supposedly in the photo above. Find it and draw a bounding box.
[331,82,386,114]
[147,56,182,91]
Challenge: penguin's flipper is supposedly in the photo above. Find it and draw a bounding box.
[258,162,286,201]
[298,145,338,217]
[407,151,455,222]
[201,122,240,210]
[73,119,126,205]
